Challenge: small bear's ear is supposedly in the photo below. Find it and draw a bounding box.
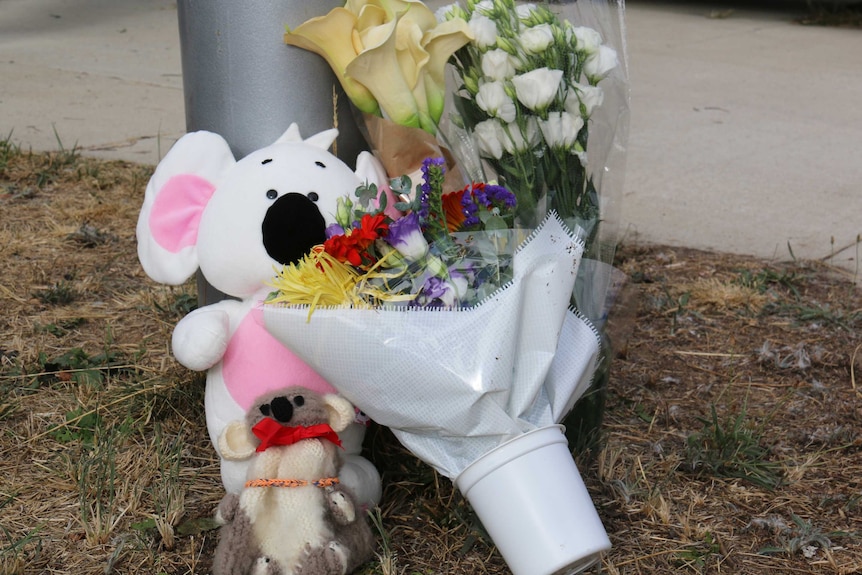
[218,421,258,461]
[322,394,356,433]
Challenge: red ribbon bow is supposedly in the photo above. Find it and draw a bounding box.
[251,418,343,453]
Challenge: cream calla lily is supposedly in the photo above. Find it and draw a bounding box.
[286,0,472,134]
[284,8,381,116]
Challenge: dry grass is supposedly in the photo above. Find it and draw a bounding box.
[1,143,860,574]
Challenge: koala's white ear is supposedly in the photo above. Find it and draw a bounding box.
[136,130,235,285]
[323,394,356,433]
[218,421,258,461]
[274,123,303,144]
[304,128,339,151]
[354,151,384,187]
[355,151,402,220]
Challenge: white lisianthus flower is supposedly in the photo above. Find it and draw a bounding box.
[476,81,517,123]
[501,117,540,155]
[511,68,563,112]
[584,45,618,83]
[539,111,584,149]
[571,26,603,55]
[474,119,505,159]
[469,13,498,49]
[481,48,517,81]
[519,23,554,54]
[565,83,604,118]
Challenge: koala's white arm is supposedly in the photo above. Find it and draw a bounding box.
[171,300,242,371]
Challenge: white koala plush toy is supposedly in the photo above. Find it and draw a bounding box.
[136,124,387,507]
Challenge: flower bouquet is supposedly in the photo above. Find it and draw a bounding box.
[274,1,629,573]
[263,157,608,574]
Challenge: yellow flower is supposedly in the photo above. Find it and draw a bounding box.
[267,246,415,321]
[285,0,472,134]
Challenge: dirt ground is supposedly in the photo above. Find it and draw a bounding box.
[1,148,860,574]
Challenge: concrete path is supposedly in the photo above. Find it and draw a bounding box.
[1,0,859,278]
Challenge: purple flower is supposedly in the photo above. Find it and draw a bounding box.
[387,212,428,261]
[477,184,516,209]
[416,271,469,308]
[325,223,345,239]
[419,157,446,221]
[460,190,481,228]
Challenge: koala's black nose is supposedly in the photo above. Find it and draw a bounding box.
[262,192,326,265]
[268,396,294,423]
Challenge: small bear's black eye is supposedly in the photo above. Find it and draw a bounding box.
[293,395,305,407]
[307,192,319,202]
[259,404,271,416]
[261,158,273,165]
[266,189,278,200]
[315,161,326,168]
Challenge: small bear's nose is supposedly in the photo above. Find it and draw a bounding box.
[268,396,294,423]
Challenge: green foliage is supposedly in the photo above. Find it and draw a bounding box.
[792,303,860,330]
[33,127,81,188]
[38,346,123,389]
[148,425,188,550]
[0,495,43,572]
[685,404,783,490]
[32,281,77,306]
[51,407,101,444]
[72,424,128,545]
[758,514,855,556]
[736,267,801,298]
[676,531,721,569]
[153,292,198,318]
[0,130,20,173]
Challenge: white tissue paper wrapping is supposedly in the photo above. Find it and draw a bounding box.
[262,214,601,479]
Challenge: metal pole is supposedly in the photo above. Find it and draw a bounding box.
[176,0,364,305]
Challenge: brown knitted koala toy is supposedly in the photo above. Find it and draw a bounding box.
[212,387,375,575]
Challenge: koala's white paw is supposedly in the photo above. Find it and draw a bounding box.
[328,490,356,524]
[327,541,348,575]
[251,556,274,575]
[171,308,230,371]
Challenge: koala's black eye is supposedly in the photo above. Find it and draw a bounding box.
[293,395,305,407]
[259,404,271,416]
[307,192,319,202]
[266,189,278,200]
[315,161,326,168]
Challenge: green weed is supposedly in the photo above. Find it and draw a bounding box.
[0,130,21,173]
[736,267,801,298]
[148,426,187,550]
[685,404,783,490]
[792,303,860,331]
[31,127,81,188]
[32,281,77,306]
[51,407,101,444]
[74,426,128,545]
[162,292,198,317]
[0,495,42,573]
[676,531,721,570]
[758,513,855,557]
[649,287,692,335]
[367,506,397,575]
[38,346,124,389]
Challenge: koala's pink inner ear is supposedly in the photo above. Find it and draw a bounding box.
[150,174,216,253]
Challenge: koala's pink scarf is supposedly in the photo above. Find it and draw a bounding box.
[251,419,343,453]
